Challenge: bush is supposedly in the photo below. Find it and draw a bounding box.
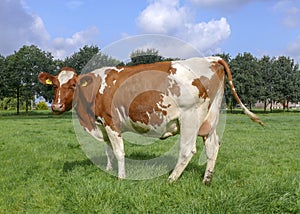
[35,101,49,110]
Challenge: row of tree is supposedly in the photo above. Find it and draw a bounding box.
[0,45,118,114]
[0,45,299,114]
[218,53,300,112]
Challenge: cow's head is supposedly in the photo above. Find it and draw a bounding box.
[38,67,78,114]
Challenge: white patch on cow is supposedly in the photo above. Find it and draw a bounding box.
[170,57,216,110]
[105,125,125,179]
[91,67,108,77]
[96,116,105,125]
[161,95,179,121]
[197,97,210,124]
[172,57,215,80]
[58,91,61,103]
[206,56,222,63]
[115,106,133,131]
[84,126,104,142]
[113,80,117,85]
[105,126,122,144]
[58,70,75,86]
[91,66,121,94]
[170,62,199,103]
[116,106,127,121]
[115,67,124,72]
[229,80,236,91]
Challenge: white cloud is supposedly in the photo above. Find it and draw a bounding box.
[51,27,99,59]
[0,0,49,55]
[273,0,300,28]
[179,18,230,54]
[136,0,231,55]
[137,0,189,34]
[0,0,99,59]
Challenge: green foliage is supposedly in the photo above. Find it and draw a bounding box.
[81,52,122,73]
[226,53,300,112]
[127,48,164,65]
[271,56,299,110]
[64,45,100,74]
[126,48,180,66]
[0,55,6,99]
[4,45,54,114]
[0,97,34,111]
[0,113,299,213]
[230,52,262,108]
[35,101,49,110]
[0,98,17,110]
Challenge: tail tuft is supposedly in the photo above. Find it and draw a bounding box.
[243,107,265,127]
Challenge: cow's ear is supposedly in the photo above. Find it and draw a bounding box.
[77,74,102,103]
[79,75,93,87]
[38,72,55,85]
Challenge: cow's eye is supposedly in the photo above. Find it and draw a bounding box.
[69,84,76,89]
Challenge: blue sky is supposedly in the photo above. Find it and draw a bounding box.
[1,0,300,62]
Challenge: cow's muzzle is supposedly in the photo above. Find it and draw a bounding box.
[52,103,65,114]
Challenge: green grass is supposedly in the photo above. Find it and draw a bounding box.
[0,110,299,213]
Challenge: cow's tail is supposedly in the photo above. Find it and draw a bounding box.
[218,59,264,127]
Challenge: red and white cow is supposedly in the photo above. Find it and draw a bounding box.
[39,57,264,184]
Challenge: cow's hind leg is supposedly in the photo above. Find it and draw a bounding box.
[203,130,220,185]
[168,110,200,183]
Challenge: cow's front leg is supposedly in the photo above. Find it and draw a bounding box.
[203,130,220,185]
[105,144,114,171]
[105,126,125,179]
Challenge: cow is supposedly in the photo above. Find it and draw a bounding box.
[38,57,264,184]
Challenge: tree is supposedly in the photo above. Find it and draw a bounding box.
[127,48,164,66]
[81,52,122,73]
[5,45,54,114]
[0,54,6,99]
[258,56,275,112]
[230,52,261,109]
[64,45,100,74]
[272,56,299,111]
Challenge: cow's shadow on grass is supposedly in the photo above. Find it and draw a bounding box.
[63,159,94,173]
[62,154,205,179]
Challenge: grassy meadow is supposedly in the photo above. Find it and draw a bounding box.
[0,110,299,213]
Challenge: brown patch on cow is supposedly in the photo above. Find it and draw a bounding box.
[192,61,225,102]
[129,90,166,132]
[208,61,225,101]
[198,121,211,137]
[169,67,177,74]
[168,81,181,97]
[193,61,226,137]
[210,61,224,81]
[192,77,209,99]
[94,61,178,133]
